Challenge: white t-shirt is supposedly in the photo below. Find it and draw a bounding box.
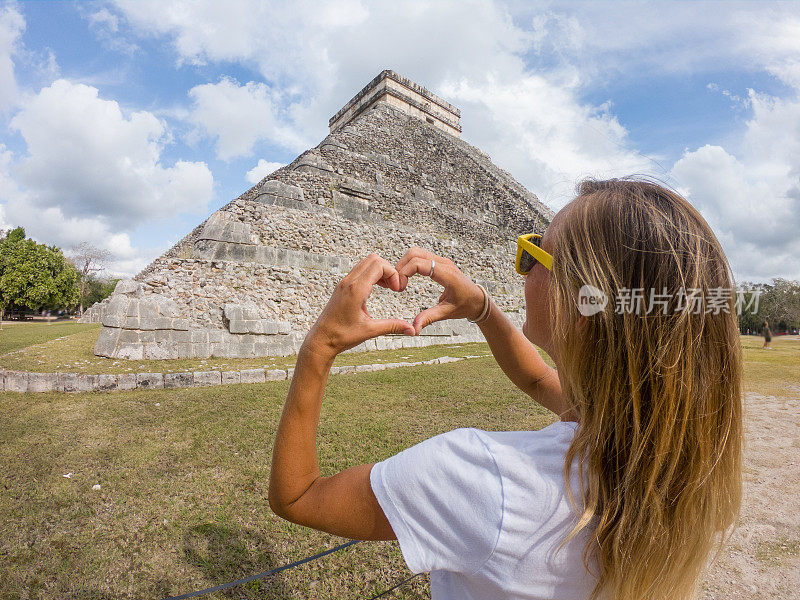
[369,421,599,599]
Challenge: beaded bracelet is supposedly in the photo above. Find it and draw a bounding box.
[468,284,492,324]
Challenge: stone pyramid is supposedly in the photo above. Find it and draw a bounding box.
[89,70,554,360]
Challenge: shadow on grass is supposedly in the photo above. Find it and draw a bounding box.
[182,523,292,599]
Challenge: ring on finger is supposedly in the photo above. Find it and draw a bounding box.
[430,259,435,277]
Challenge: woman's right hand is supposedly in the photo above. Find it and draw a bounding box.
[395,247,486,335]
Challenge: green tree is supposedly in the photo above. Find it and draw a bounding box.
[82,275,119,308]
[737,278,800,334]
[0,227,80,322]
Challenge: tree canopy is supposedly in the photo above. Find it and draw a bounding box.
[0,227,80,314]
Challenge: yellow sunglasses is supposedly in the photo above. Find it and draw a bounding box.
[515,233,552,274]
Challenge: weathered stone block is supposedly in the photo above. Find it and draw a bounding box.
[117,343,144,360]
[170,330,190,344]
[190,329,209,343]
[171,319,190,331]
[192,343,213,359]
[94,327,120,357]
[75,375,95,392]
[211,343,235,358]
[126,302,140,318]
[238,344,257,358]
[165,372,194,389]
[117,374,137,390]
[143,342,174,360]
[27,372,56,393]
[5,371,29,392]
[119,329,141,344]
[259,179,304,201]
[94,374,118,392]
[266,369,286,381]
[239,369,266,384]
[57,373,78,392]
[198,211,253,244]
[194,371,222,387]
[105,294,130,316]
[101,313,125,328]
[221,371,240,385]
[356,364,374,373]
[153,330,172,343]
[114,279,142,296]
[136,373,164,389]
[228,320,248,334]
[138,317,158,331]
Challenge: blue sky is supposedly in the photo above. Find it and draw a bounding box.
[1,1,798,281]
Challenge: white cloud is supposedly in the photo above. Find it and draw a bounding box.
[1,80,214,277]
[439,74,660,208]
[10,79,213,228]
[670,88,800,281]
[0,4,24,112]
[84,6,139,55]
[246,159,285,184]
[188,77,306,160]
[1,141,140,275]
[114,0,368,90]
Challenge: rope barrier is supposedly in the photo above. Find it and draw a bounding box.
[366,573,424,598]
[161,539,423,600]
[161,540,360,600]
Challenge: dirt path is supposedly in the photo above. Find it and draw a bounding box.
[700,391,800,599]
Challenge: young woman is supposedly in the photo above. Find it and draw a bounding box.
[269,178,743,600]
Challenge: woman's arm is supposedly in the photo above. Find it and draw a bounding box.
[268,254,414,539]
[476,298,574,420]
[395,247,573,420]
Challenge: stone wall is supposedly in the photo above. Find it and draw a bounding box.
[0,354,479,394]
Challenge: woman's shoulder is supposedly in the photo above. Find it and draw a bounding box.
[473,420,579,445]
[466,421,579,467]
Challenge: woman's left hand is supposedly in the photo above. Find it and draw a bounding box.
[302,253,416,359]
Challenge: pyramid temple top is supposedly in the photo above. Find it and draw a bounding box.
[329,69,461,138]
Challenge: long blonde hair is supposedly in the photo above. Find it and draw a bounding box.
[551,178,743,600]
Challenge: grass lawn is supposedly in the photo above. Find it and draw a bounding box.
[0,321,492,374]
[0,321,99,356]
[1,353,557,599]
[738,334,800,397]
[1,335,797,599]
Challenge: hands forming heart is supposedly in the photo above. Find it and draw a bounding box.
[302,247,487,360]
